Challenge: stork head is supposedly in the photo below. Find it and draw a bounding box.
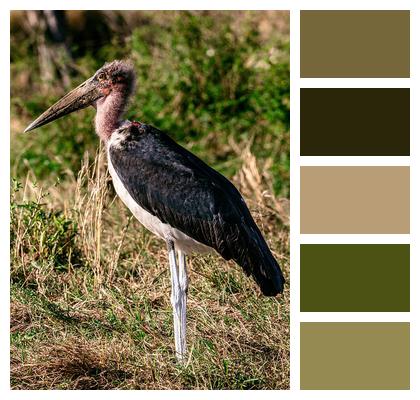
[24,60,136,133]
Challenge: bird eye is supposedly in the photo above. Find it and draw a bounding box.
[97,72,106,81]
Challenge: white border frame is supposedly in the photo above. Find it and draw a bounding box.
[2,1,419,398]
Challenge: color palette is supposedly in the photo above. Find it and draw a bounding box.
[300,10,410,77]
[300,88,410,156]
[300,323,410,390]
[300,244,410,312]
[300,166,410,234]
[299,9,411,391]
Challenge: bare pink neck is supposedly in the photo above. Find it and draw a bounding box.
[95,89,128,142]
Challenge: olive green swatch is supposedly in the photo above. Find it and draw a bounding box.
[301,322,410,390]
[301,166,410,234]
[300,244,410,312]
[300,88,410,156]
[301,10,410,77]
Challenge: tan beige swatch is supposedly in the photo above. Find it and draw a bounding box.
[300,166,410,233]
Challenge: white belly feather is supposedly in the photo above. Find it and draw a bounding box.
[107,135,213,255]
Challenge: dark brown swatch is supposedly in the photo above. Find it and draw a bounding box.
[300,244,410,312]
[300,166,410,234]
[301,322,410,389]
[300,88,410,156]
[301,11,410,77]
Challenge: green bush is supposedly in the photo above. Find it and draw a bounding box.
[10,180,80,277]
[11,11,289,197]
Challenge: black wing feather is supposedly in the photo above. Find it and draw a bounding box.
[109,123,285,295]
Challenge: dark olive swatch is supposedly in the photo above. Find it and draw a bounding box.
[301,10,410,77]
[300,88,410,156]
[301,322,410,390]
[300,244,410,312]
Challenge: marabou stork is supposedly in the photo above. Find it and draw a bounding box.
[24,60,285,363]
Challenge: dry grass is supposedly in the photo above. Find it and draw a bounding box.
[10,146,289,390]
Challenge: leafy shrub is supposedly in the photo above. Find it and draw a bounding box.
[10,180,80,279]
[11,11,289,197]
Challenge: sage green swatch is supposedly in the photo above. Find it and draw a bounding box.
[301,322,410,390]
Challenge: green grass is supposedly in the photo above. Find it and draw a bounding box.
[10,155,290,389]
[10,11,290,390]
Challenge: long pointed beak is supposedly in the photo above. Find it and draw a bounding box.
[24,76,103,133]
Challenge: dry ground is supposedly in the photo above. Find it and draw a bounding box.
[10,147,290,390]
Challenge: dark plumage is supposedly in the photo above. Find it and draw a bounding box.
[109,122,285,296]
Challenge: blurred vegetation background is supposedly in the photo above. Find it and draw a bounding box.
[10,11,290,390]
[11,10,289,196]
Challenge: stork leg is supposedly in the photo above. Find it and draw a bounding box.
[167,240,187,363]
[177,249,188,360]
